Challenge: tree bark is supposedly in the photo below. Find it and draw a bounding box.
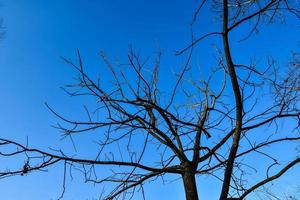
[219,0,243,199]
[182,169,199,200]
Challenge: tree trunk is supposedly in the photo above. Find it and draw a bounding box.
[182,170,199,200]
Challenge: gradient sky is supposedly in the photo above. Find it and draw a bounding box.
[0,1,299,200]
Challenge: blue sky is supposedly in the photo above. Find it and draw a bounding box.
[0,0,299,199]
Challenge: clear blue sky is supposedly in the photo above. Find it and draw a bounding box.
[0,0,299,199]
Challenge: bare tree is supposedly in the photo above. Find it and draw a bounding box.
[0,1,300,200]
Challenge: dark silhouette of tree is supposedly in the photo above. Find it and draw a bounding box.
[0,1,299,199]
